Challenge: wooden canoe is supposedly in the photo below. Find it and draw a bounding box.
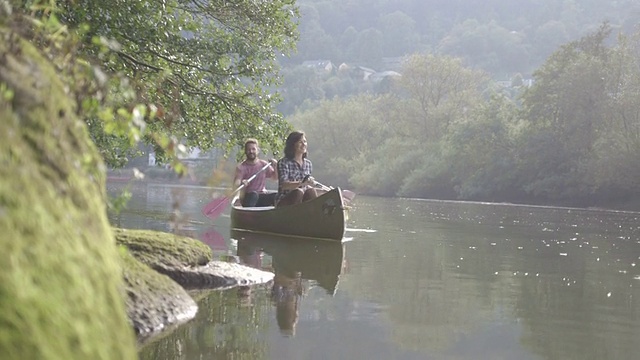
[233,230,346,295]
[230,187,346,241]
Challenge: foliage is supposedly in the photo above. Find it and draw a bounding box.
[49,0,300,167]
[277,65,326,115]
[289,94,394,189]
[350,138,419,197]
[586,29,640,194]
[518,24,613,199]
[290,24,640,207]
[447,94,522,200]
[437,19,531,74]
[277,1,639,141]
[1,4,138,357]
[290,0,638,77]
[396,54,489,141]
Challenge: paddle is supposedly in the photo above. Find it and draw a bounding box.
[315,181,356,202]
[202,161,272,220]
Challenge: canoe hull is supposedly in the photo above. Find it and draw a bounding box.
[230,187,346,241]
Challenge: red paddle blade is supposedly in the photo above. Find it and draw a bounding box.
[200,228,227,249]
[202,196,230,220]
[341,189,356,202]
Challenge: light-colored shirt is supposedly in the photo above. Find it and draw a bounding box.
[235,160,275,193]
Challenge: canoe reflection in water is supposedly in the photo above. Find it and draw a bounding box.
[232,230,347,337]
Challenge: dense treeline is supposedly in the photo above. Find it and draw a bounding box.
[277,0,640,120]
[291,25,640,207]
[288,0,639,75]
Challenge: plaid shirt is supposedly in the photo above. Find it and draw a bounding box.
[276,157,312,203]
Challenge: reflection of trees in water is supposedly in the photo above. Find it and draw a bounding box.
[515,240,640,359]
[345,196,640,357]
[342,222,497,351]
[107,182,214,234]
[138,289,271,360]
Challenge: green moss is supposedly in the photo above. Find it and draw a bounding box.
[0,26,136,359]
[114,228,213,268]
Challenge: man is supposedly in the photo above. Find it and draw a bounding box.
[233,138,278,207]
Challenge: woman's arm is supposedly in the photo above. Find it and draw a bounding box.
[280,176,314,191]
[278,159,314,190]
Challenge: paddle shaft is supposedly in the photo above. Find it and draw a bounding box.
[315,181,356,202]
[232,161,273,196]
[314,181,332,191]
[202,161,272,219]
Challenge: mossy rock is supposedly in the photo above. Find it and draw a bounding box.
[115,228,274,291]
[114,228,213,269]
[119,248,197,337]
[0,22,136,360]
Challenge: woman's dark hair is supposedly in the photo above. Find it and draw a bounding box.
[283,131,306,160]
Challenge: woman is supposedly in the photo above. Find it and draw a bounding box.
[275,131,318,207]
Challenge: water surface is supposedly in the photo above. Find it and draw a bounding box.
[108,182,640,360]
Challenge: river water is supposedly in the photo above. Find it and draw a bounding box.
[108,182,640,360]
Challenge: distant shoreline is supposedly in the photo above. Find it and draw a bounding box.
[107,168,640,213]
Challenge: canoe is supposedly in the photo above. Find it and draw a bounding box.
[230,187,346,241]
[233,230,346,295]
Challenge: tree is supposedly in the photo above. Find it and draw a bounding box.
[55,0,299,165]
[438,19,531,74]
[533,20,571,65]
[518,24,613,200]
[354,28,384,68]
[340,26,360,61]
[588,29,640,195]
[395,54,488,141]
[289,94,393,189]
[294,11,340,62]
[379,11,420,57]
[446,94,523,200]
[277,65,325,116]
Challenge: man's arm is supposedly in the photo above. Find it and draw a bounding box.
[233,165,244,188]
[267,159,278,180]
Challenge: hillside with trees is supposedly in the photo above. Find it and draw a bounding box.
[277,0,640,117]
[288,0,639,74]
[289,23,640,208]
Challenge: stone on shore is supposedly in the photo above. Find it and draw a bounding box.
[114,228,274,336]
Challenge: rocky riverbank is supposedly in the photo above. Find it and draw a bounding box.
[113,228,273,340]
[1,13,270,358]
